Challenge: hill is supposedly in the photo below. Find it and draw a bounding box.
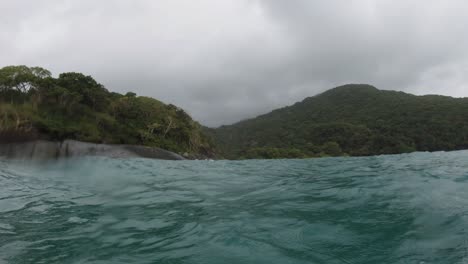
[208,84,468,159]
[0,65,215,158]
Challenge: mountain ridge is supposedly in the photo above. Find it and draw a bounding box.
[209,84,468,159]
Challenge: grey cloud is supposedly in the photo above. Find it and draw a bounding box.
[1,0,468,126]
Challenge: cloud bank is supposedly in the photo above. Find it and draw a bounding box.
[2,0,468,126]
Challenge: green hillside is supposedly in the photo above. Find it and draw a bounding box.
[0,65,215,158]
[209,84,468,159]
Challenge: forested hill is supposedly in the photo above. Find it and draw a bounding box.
[208,84,468,159]
[4,67,468,160]
[0,65,215,158]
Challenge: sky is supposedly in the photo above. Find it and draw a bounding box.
[2,0,468,127]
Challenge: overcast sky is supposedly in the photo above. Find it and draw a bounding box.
[2,0,468,126]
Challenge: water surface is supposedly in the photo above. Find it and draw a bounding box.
[1,151,468,263]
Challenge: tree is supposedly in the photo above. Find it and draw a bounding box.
[321,142,343,156]
[0,65,51,103]
[57,72,109,111]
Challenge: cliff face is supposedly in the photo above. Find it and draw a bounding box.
[0,140,185,160]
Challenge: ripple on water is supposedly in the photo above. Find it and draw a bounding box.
[1,152,468,263]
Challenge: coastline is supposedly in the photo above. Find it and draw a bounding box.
[0,140,185,160]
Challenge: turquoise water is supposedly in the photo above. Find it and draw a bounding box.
[1,152,468,263]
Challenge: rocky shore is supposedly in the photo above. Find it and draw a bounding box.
[0,140,185,160]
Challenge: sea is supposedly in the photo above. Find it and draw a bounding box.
[1,151,468,263]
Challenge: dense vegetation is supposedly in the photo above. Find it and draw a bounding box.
[3,67,468,160]
[209,84,468,159]
[0,65,215,158]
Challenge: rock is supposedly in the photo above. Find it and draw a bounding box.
[0,140,185,160]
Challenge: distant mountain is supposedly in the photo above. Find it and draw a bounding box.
[208,84,468,159]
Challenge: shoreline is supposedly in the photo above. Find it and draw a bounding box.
[0,140,185,160]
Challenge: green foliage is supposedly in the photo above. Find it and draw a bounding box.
[320,142,343,157]
[56,72,109,111]
[0,65,51,103]
[241,147,308,159]
[0,65,215,157]
[209,84,468,159]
